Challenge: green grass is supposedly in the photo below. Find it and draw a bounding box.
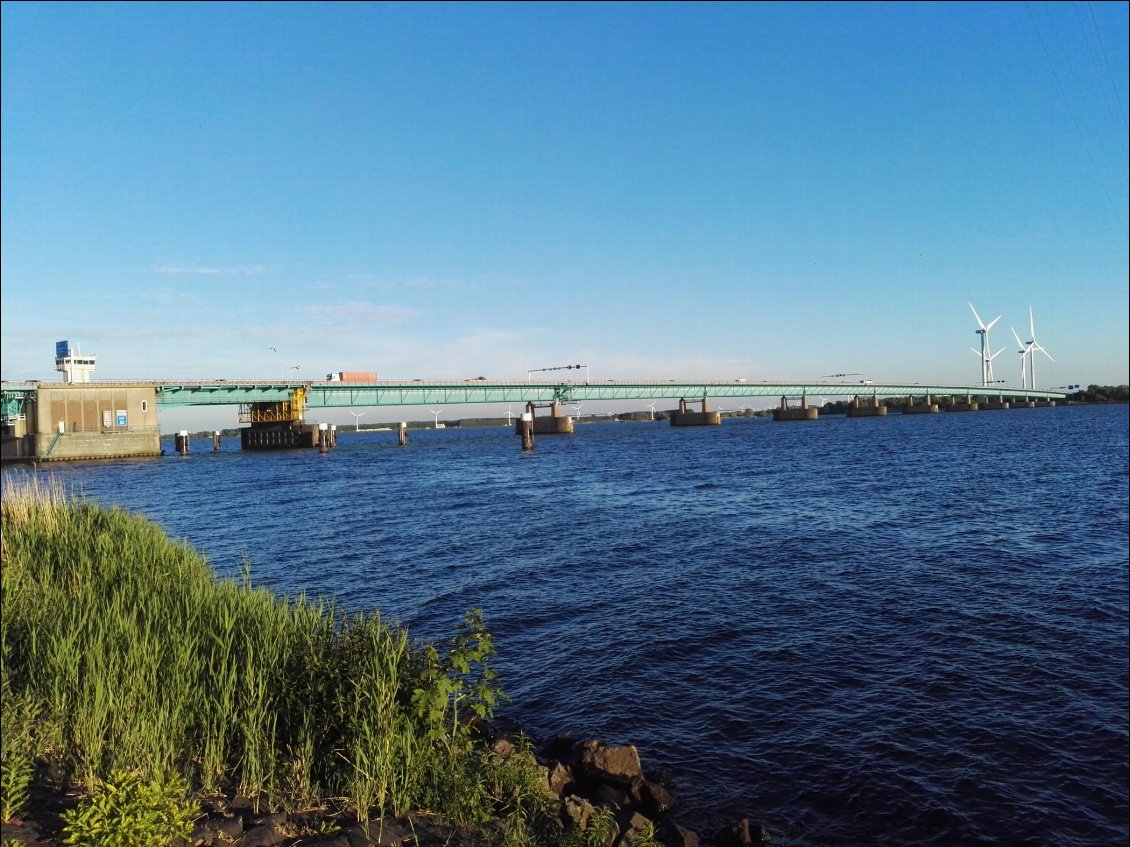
[0,475,546,840]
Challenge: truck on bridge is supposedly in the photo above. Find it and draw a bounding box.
[326,371,378,382]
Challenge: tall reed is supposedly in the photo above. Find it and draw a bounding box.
[1,475,519,834]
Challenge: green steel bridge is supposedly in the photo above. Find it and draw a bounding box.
[1,379,1069,420]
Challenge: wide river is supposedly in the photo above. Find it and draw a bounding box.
[5,404,1127,847]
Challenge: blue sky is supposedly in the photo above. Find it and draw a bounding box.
[3,2,1127,427]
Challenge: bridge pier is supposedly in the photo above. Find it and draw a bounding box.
[213,431,222,451]
[847,395,887,417]
[980,394,1010,411]
[669,397,722,427]
[945,394,979,413]
[902,394,940,414]
[398,422,408,445]
[176,430,190,455]
[516,401,573,435]
[772,396,818,422]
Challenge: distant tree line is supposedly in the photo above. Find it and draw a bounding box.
[1066,384,1129,404]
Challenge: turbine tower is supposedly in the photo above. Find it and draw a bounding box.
[969,302,1002,387]
[1011,326,1031,389]
[349,411,366,431]
[429,408,444,429]
[1024,307,1054,389]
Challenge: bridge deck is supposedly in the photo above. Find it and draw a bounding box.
[150,380,1067,408]
[0,379,1069,421]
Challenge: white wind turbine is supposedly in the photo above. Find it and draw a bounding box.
[571,402,583,420]
[429,408,444,429]
[1010,326,1031,389]
[969,302,1003,387]
[505,404,514,426]
[646,400,657,420]
[1023,307,1054,389]
[349,411,366,431]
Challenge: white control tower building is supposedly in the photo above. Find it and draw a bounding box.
[55,340,97,383]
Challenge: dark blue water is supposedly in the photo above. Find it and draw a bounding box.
[6,405,1127,847]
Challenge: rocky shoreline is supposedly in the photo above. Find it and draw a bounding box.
[1,724,772,847]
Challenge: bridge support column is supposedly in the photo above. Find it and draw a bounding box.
[946,394,979,412]
[213,431,222,451]
[518,400,573,434]
[398,422,408,445]
[980,394,1010,411]
[318,423,329,454]
[772,396,818,421]
[847,395,887,417]
[670,397,722,427]
[903,395,939,414]
[176,430,190,455]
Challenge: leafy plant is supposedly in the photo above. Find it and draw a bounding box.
[60,769,197,847]
[0,688,38,822]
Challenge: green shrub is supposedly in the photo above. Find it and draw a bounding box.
[60,768,197,847]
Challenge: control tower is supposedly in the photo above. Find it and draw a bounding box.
[55,340,97,383]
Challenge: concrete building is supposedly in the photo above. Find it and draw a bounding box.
[2,383,161,461]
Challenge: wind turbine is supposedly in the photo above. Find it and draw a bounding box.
[1010,326,1031,389]
[429,408,444,429]
[505,404,514,426]
[571,402,583,420]
[1023,307,1054,389]
[646,400,657,420]
[969,302,1002,387]
[349,411,366,431]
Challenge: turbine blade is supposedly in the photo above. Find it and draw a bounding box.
[971,347,984,357]
[988,348,1005,361]
[1029,306,1036,339]
[986,315,1001,331]
[968,302,986,330]
[1011,326,1025,348]
[1037,346,1054,362]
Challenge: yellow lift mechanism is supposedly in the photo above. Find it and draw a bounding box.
[238,388,306,425]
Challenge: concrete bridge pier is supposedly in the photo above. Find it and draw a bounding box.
[398,422,408,445]
[213,431,222,451]
[176,430,190,455]
[903,394,940,414]
[318,423,329,454]
[946,394,979,412]
[670,397,722,427]
[517,400,573,435]
[981,394,1010,411]
[847,394,887,418]
[772,395,818,422]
